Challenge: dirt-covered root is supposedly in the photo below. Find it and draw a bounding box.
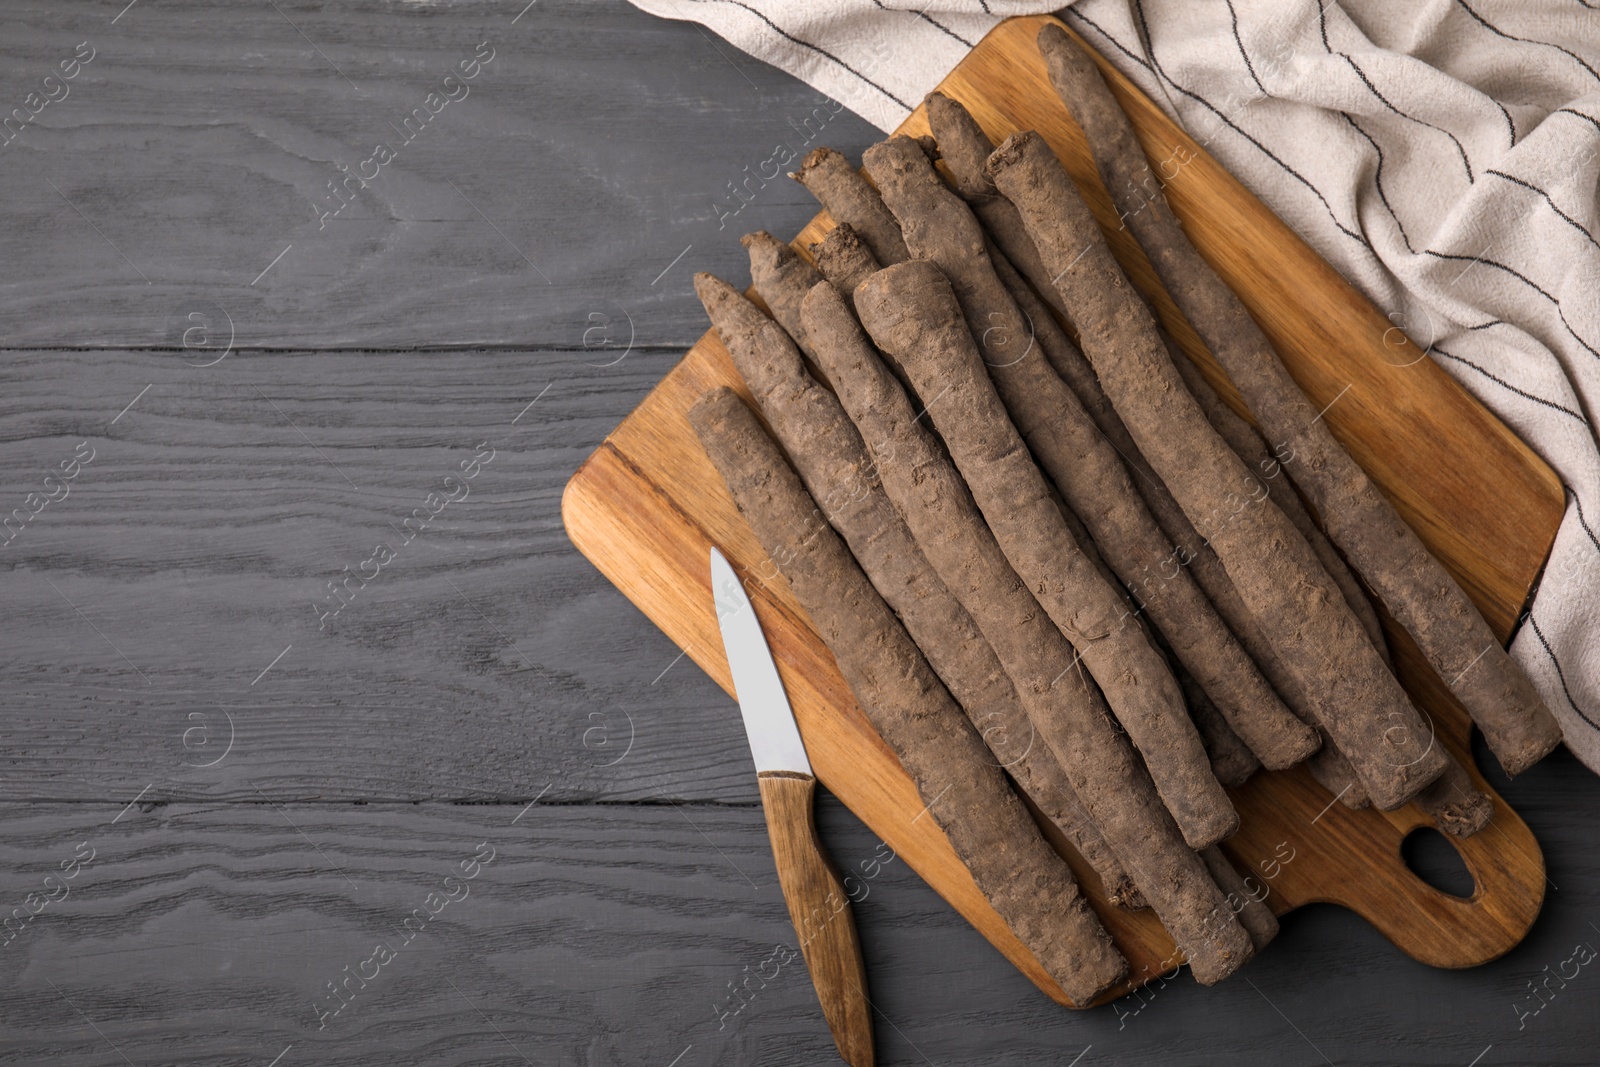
[853,257,1239,850]
[689,386,1128,1004]
[809,222,880,297]
[1036,21,1560,778]
[987,129,1446,810]
[695,270,1148,907]
[804,276,1255,985]
[741,230,824,360]
[792,146,909,266]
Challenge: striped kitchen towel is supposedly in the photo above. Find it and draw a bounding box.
[631,0,1600,775]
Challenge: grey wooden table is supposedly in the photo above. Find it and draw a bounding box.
[2,2,1596,1064]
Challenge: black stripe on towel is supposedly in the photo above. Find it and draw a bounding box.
[1486,169,1600,254]
[1433,345,1589,424]
[1126,0,1372,249]
[1455,0,1600,85]
[1529,610,1600,731]
[702,0,913,110]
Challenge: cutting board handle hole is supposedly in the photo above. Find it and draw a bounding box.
[1401,827,1476,899]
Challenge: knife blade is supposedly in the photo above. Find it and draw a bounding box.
[712,548,812,776]
[710,546,875,1067]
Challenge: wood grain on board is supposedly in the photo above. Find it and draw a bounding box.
[563,16,1566,1007]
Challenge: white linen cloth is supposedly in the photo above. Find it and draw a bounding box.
[630,0,1600,774]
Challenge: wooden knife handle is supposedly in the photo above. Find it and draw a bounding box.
[757,770,874,1067]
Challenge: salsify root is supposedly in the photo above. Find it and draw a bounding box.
[1307,731,1371,810]
[804,224,922,402]
[1201,847,1279,953]
[694,270,1144,904]
[1038,22,1561,778]
[792,146,909,266]
[810,222,880,297]
[741,230,824,360]
[688,385,1128,1003]
[926,93,1324,765]
[987,129,1446,810]
[1155,301,1494,834]
[1186,671,1261,788]
[852,256,1238,850]
[925,90,1062,322]
[864,133,1314,774]
[1166,338,1391,664]
[931,94,1489,834]
[802,274,1254,984]
[1414,756,1494,838]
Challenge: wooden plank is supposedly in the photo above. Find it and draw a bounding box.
[563,14,1563,1006]
[0,782,1597,1065]
[0,0,880,349]
[0,348,768,803]
[0,800,865,1064]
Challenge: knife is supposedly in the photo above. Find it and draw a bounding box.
[709,546,874,1067]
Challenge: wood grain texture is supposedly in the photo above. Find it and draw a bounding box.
[758,771,874,1066]
[6,2,1598,1062]
[0,348,774,804]
[1,768,1599,1067]
[0,0,879,350]
[563,15,1564,1007]
[0,800,878,1065]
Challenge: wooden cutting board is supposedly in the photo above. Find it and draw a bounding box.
[562,14,1563,1007]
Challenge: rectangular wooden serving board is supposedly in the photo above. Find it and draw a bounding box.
[562,15,1565,1006]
